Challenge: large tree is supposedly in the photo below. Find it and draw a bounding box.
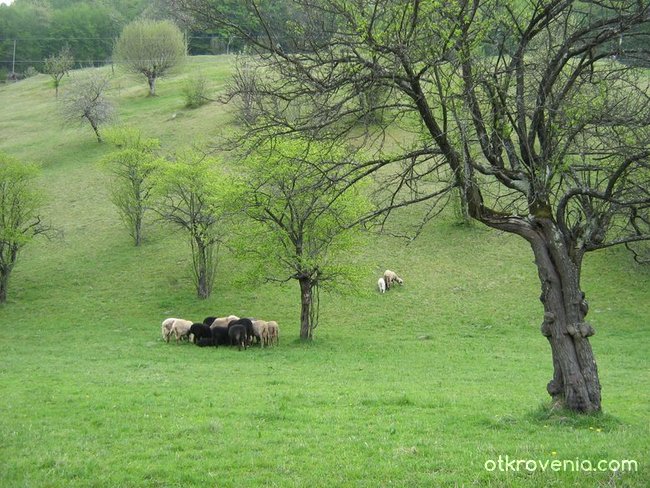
[176,0,650,413]
[113,19,187,96]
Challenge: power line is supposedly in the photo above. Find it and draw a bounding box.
[0,36,226,42]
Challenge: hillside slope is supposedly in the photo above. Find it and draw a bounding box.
[0,56,648,487]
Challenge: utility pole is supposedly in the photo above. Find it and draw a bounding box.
[12,39,16,74]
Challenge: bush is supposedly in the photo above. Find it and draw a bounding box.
[24,67,39,78]
[182,74,211,109]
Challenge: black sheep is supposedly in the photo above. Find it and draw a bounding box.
[227,318,254,345]
[203,316,218,326]
[189,323,212,344]
[196,337,215,347]
[228,324,248,350]
[210,326,230,347]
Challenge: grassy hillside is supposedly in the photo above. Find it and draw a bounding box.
[0,56,648,487]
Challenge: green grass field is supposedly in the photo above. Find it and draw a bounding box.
[0,56,648,487]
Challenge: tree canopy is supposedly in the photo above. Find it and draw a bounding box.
[236,137,370,340]
[153,148,236,299]
[113,19,187,96]
[0,152,49,303]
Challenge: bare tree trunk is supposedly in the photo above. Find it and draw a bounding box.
[86,115,102,143]
[530,221,601,412]
[299,277,313,341]
[477,211,602,412]
[195,241,210,299]
[148,76,156,96]
[0,270,8,304]
[134,212,142,247]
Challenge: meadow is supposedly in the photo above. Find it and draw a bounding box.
[0,56,648,487]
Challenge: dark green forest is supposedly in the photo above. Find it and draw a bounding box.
[0,0,303,79]
[0,0,145,77]
[3,0,647,81]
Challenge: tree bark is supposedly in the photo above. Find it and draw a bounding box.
[133,201,143,247]
[0,270,8,304]
[134,214,142,247]
[528,220,601,412]
[195,241,210,299]
[299,277,313,341]
[86,115,102,143]
[148,76,156,96]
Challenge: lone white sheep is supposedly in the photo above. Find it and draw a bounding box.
[383,269,403,290]
[377,277,386,293]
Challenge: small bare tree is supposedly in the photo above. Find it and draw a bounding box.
[227,55,264,126]
[60,72,114,143]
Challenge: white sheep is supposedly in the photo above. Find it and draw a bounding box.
[170,318,194,344]
[377,277,386,293]
[383,269,403,290]
[252,320,270,347]
[266,321,279,346]
[161,318,176,342]
[209,315,240,329]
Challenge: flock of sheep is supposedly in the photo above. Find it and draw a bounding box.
[377,269,404,294]
[161,316,279,350]
[160,269,401,349]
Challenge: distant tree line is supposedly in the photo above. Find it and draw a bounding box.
[0,0,146,77]
[0,0,306,80]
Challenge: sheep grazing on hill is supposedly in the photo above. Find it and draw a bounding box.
[161,318,176,342]
[210,326,230,347]
[210,315,240,329]
[252,320,270,347]
[170,319,194,344]
[202,316,218,326]
[196,337,215,347]
[228,318,254,345]
[189,323,212,344]
[228,324,248,350]
[162,318,193,343]
[377,277,386,293]
[383,269,403,290]
[266,321,279,346]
